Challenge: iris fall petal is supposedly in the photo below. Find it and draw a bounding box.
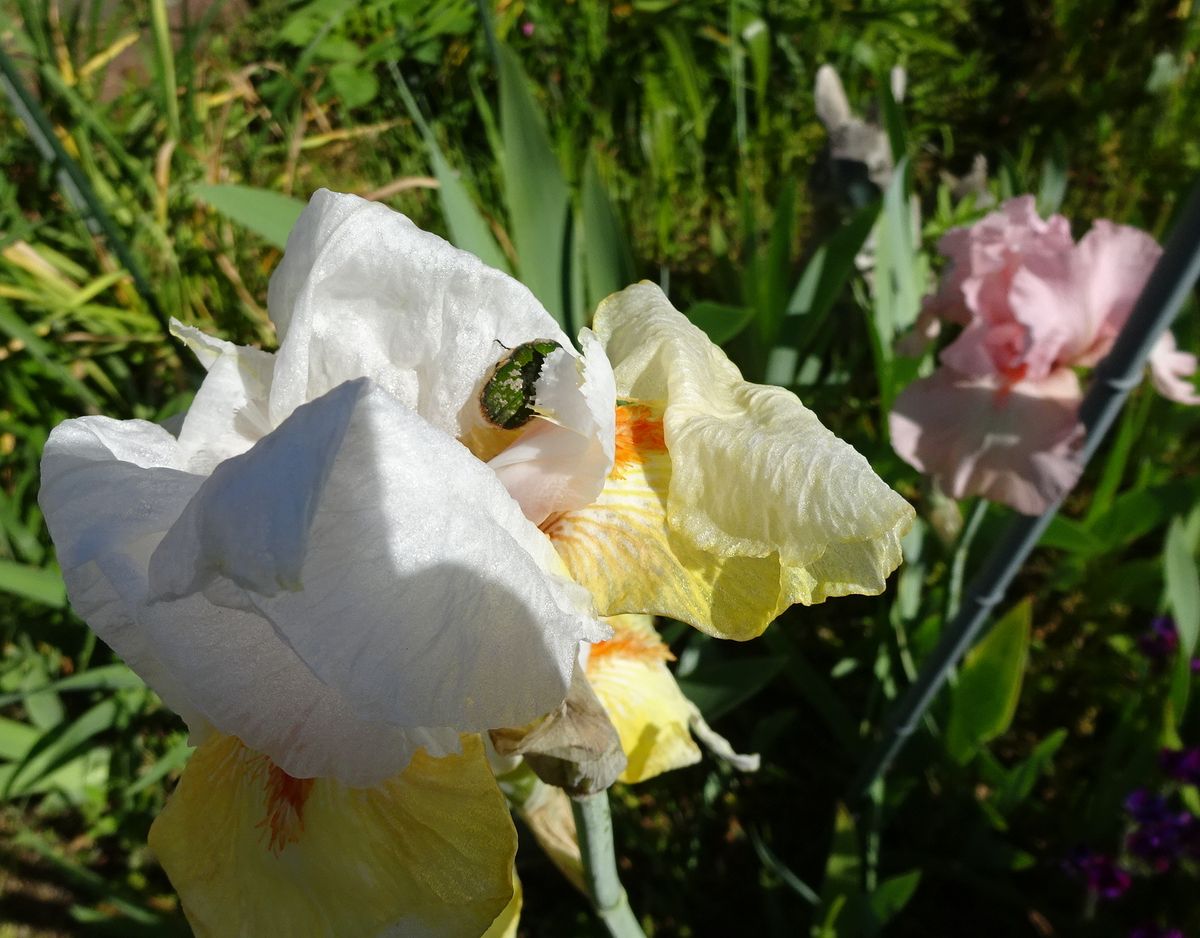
[149,733,516,938]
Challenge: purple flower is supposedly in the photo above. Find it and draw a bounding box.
[1129,927,1185,938]
[521,20,535,37]
[1126,810,1196,872]
[1064,848,1132,899]
[1125,788,1171,824]
[1138,616,1180,666]
[1159,746,1200,785]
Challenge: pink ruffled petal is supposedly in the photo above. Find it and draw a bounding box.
[890,367,1085,515]
[1149,331,1200,405]
[1074,221,1162,354]
[1005,251,1082,380]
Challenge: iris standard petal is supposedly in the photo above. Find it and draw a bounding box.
[170,319,276,475]
[1074,220,1161,355]
[593,283,913,599]
[149,733,516,938]
[266,189,571,436]
[149,378,606,738]
[488,329,617,524]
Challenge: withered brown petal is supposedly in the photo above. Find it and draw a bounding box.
[489,668,626,796]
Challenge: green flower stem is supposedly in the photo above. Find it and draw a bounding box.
[945,499,988,622]
[570,791,647,938]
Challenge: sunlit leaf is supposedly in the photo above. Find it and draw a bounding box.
[498,43,569,325]
[193,184,306,250]
[0,559,65,607]
[946,599,1032,764]
[581,154,635,314]
[683,301,755,346]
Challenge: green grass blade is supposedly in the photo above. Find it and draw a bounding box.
[1165,517,1200,717]
[126,735,192,796]
[193,184,306,251]
[0,45,168,331]
[1037,134,1068,216]
[656,26,709,141]
[684,301,755,346]
[581,153,635,314]
[877,67,908,165]
[0,306,98,406]
[0,716,38,761]
[782,201,879,351]
[391,64,511,273]
[5,698,121,797]
[677,656,785,721]
[497,43,570,325]
[0,664,144,709]
[0,559,66,607]
[149,0,180,141]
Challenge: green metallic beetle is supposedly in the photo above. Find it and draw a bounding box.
[479,339,563,430]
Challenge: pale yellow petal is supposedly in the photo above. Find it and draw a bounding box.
[546,405,805,639]
[481,871,522,938]
[593,282,913,602]
[586,614,701,783]
[149,733,516,938]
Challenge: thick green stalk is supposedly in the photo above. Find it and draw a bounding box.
[570,792,647,938]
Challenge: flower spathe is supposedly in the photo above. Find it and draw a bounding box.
[40,189,913,935]
[891,196,1199,515]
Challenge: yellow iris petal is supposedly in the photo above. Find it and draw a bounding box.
[546,404,801,639]
[149,733,516,938]
[547,283,914,640]
[481,872,522,938]
[586,614,701,783]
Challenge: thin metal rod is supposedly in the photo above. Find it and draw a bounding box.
[0,44,168,332]
[849,179,1200,804]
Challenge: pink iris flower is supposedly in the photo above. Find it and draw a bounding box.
[891,196,1199,515]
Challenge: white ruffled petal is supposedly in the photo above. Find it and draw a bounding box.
[487,330,616,524]
[40,413,463,785]
[40,417,209,731]
[265,189,569,436]
[170,320,275,475]
[149,378,606,736]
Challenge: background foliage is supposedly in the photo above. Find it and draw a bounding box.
[1,1,1199,935]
